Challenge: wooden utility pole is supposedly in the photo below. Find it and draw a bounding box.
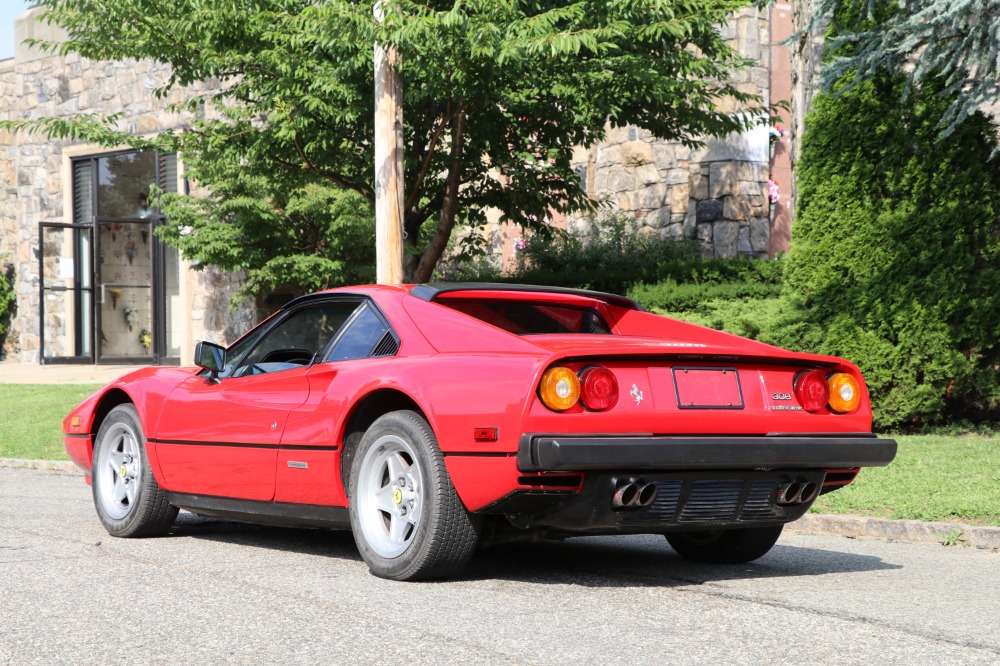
[374,3,405,285]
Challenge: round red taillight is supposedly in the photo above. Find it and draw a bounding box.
[794,370,829,412]
[579,366,619,411]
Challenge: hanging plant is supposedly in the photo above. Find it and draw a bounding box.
[108,288,121,309]
[139,328,151,355]
[123,306,139,332]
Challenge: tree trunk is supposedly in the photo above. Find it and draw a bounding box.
[415,110,465,283]
[373,5,404,285]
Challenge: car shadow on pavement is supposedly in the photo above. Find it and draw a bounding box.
[167,511,363,562]
[464,534,902,587]
[166,512,899,586]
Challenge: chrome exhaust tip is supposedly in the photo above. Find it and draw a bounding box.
[798,481,818,504]
[777,482,803,505]
[612,482,639,510]
[636,482,658,508]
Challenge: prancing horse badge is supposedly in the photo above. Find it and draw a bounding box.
[630,384,644,406]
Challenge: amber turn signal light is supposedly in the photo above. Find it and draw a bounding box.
[827,373,861,413]
[539,366,580,411]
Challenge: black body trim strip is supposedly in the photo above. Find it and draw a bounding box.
[148,438,338,452]
[517,434,898,472]
[64,433,91,439]
[165,492,350,529]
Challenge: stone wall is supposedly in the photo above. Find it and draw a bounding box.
[0,59,19,358]
[0,8,250,363]
[564,6,773,259]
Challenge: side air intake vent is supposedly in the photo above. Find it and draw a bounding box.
[370,331,399,357]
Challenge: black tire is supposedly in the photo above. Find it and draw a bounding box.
[348,410,480,581]
[91,404,178,537]
[665,525,784,564]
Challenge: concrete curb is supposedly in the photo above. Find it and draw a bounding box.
[3,459,998,549]
[787,513,1000,550]
[0,458,80,473]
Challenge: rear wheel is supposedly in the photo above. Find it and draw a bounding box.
[665,525,783,564]
[348,410,480,581]
[92,404,177,537]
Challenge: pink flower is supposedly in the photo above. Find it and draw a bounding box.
[767,179,780,203]
[514,237,527,251]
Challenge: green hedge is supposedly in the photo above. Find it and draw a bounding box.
[628,277,782,313]
[0,261,14,340]
[782,73,1000,429]
[458,214,785,297]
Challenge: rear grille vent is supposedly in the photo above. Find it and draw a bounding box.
[649,480,683,516]
[370,332,399,357]
[645,477,786,523]
[742,481,780,519]
[679,480,743,522]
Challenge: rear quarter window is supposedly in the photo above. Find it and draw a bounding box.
[441,301,611,335]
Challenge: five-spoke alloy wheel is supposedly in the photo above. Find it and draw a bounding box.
[354,433,424,559]
[92,404,177,537]
[349,410,480,580]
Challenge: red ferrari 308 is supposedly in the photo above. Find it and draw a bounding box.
[64,283,896,580]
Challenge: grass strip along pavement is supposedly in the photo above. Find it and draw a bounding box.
[1,384,998,527]
[0,384,102,461]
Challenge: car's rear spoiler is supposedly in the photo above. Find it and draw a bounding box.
[411,282,645,312]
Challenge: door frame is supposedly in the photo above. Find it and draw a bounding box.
[38,222,95,365]
[41,149,183,366]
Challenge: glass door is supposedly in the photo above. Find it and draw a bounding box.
[97,220,154,362]
[46,151,181,365]
[39,223,94,363]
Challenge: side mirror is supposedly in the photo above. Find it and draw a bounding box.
[194,341,226,381]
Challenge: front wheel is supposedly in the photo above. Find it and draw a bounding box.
[665,525,783,564]
[92,404,178,537]
[348,410,480,581]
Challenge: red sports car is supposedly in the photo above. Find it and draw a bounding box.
[64,283,896,580]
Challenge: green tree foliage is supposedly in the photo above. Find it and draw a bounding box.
[8,0,765,284]
[156,182,376,305]
[812,0,1000,138]
[785,71,1000,428]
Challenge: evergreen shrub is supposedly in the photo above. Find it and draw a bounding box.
[785,73,1000,428]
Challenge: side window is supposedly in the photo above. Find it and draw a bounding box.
[327,304,392,361]
[220,329,264,377]
[233,302,360,377]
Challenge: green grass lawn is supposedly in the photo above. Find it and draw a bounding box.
[812,434,1000,526]
[1,384,998,526]
[0,384,101,460]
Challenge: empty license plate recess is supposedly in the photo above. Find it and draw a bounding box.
[672,367,744,409]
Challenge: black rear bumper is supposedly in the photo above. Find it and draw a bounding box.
[517,433,897,472]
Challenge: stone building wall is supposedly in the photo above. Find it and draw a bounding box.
[0,8,251,363]
[2,5,779,364]
[0,59,18,358]
[565,7,773,259]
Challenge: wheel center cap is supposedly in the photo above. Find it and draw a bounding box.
[119,464,128,478]
[392,488,403,505]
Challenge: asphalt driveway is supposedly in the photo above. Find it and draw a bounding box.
[1,466,998,664]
